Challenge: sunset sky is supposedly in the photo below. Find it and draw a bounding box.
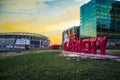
[0,0,90,44]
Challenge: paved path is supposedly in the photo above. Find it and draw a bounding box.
[61,51,120,62]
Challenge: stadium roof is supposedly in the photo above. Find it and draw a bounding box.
[0,32,48,39]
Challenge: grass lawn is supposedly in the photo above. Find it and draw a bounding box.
[0,50,120,80]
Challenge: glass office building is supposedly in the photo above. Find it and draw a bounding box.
[80,0,120,43]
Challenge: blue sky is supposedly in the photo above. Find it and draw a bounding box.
[0,0,90,44]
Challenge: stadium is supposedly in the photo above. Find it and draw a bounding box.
[0,32,50,52]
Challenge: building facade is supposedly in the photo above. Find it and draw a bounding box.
[80,0,120,45]
[0,32,50,51]
[62,26,79,44]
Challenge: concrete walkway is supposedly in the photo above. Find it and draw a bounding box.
[61,51,120,62]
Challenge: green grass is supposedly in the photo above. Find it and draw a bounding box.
[0,50,120,80]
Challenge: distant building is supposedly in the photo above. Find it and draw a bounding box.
[0,32,50,51]
[80,0,120,47]
[62,26,79,44]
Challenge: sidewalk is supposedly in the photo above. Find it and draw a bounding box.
[61,51,120,62]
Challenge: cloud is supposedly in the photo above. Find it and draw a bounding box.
[0,13,38,23]
[59,7,80,21]
[74,0,90,6]
[0,0,48,14]
[74,0,90,3]
[0,0,85,44]
[37,6,80,26]
[39,0,55,2]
